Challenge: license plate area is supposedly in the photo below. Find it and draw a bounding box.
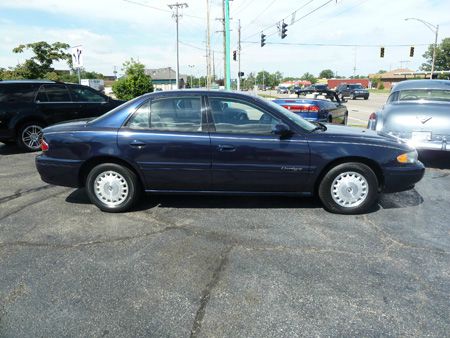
[411,131,432,141]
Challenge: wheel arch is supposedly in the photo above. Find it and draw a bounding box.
[14,116,47,135]
[78,156,145,189]
[314,156,384,195]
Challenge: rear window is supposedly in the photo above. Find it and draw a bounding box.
[398,89,450,102]
[0,84,36,103]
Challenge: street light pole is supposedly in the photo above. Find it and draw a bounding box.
[405,18,439,79]
[188,64,195,88]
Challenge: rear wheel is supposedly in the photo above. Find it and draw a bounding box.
[17,122,44,152]
[318,162,379,214]
[350,94,356,100]
[86,163,140,212]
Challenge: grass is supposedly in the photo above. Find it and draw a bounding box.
[368,88,390,94]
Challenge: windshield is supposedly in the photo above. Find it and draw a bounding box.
[350,85,364,89]
[265,100,317,132]
[398,89,450,102]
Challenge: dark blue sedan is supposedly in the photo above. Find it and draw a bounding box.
[36,90,425,214]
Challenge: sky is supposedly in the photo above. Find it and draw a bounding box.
[0,0,450,79]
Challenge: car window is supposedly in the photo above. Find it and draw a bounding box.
[128,97,202,132]
[386,92,398,103]
[0,84,36,103]
[37,84,71,102]
[210,97,281,135]
[398,89,450,102]
[71,87,106,102]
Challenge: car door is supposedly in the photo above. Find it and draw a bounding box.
[35,84,79,124]
[117,94,212,191]
[207,96,311,192]
[69,85,111,119]
[325,100,347,124]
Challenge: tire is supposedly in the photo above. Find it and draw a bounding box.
[342,113,348,125]
[318,162,379,214]
[350,94,356,100]
[364,96,369,100]
[86,163,140,212]
[17,122,45,152]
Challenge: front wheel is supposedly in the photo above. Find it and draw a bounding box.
[86,163,140,212]
[318,162,379,214]
[17,122,45,152]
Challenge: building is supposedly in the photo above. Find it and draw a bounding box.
[327,78,370,89]
[367,68,417,90]
[145,67,188,90]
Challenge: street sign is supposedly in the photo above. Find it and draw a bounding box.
[71,46,83,68]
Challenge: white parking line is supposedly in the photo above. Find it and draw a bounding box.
[349,117,367,123]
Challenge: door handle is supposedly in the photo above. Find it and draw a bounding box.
[129,140,146,148]
[217,144,236,152]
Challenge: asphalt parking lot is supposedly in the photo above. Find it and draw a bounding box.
[1,144,450,337]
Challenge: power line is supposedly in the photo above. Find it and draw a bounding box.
[245,0,278,28]
[121,0,204,20]
[243,0,317,40]
[241,41,430,47]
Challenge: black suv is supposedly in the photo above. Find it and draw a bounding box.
[336,83,369,100]
[0,80,125,151]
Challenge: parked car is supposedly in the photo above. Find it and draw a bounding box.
[290,86,302,94]
[36,90,424,214]
[0,80,125,151]
[336,83,369,100]
[367,79,450,152]
[273,89,348,125]
[277,86,289,94]
[304,84,329,92]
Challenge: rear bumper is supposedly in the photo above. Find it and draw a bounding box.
[35,155,82,188]
[382,162,425,193]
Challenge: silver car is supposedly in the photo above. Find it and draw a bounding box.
[368,80,450,151]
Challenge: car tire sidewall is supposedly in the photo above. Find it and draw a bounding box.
[86,163,140,212]
[17,122,45,152]
[318,162,379,214]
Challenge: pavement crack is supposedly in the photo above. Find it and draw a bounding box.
[0,185,55,204]
[190,246,232,338]
[363,215,450,255]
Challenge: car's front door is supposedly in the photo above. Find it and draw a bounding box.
[35,84,79,124]
[117,95,211,191]
[208,96,311,192]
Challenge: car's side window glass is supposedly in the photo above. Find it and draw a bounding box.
[0,84,36,103]
[148,97,202,132]
[127,101,150,129]
[210,98,281,135]
[71,87,106,102]
[39,84,71,102]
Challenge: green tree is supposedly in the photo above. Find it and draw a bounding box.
[242,72,256,90]
[12,41,71,79]
[319,69,334,79]
[377,70,387,74]
[420,37,450,73]
[112,59,153,100]
[300,72,317,84]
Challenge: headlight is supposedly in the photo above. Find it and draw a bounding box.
[397,150,418,164]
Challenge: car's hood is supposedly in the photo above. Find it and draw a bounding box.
[316,124,411,150]
[43,120,90,134]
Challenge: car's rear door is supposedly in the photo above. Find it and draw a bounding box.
[35,84,79,124]
[207,96,310,192]
[117,94,212,191]
[69,85,113,119]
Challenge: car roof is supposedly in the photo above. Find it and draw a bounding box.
[392,79,450,92]
[140,89,263,100]
[0,79,56,84]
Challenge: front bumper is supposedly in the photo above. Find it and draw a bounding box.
[35,155,83,188]
[382,162,425,193]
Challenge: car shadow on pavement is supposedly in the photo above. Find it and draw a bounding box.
[65,188,323,211]
[66,188,423,214]
[419,150,450,169]
[0,143,28,155]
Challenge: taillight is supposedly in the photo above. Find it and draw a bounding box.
[369,112,377,120]
[41,139,49,152]
[282,104,319,112]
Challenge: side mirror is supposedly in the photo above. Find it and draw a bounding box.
[272,124,292,138]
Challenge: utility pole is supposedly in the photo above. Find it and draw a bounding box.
[212,51,216,83]
[224,0,231,90]
[168,2,188,89]
[237,19,241,91]
[206,0,212,88]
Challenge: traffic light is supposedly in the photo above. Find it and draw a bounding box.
[281,21,288,39]
[238,72,244,77]
[380,47,385,58]
[409,46,415,57]
[261,33,266,47]
[233,50,237,61]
